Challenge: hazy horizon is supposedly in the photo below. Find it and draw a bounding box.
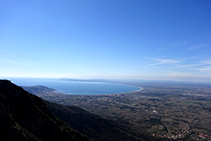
[1,0,211,82]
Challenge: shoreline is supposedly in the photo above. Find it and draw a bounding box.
[120,86,143,94]
[104,86,143,96]
[53,84,144,96]
[17,78,144,96]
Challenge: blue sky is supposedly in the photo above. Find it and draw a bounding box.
[1,0,211,82]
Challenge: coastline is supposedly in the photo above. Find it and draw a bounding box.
[53,84,144,95]
[13,78,144,95]
[104,86,143,96]
[121,86,143,94]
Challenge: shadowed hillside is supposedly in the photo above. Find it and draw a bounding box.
[0,80,88,141]
[45,101,147,141]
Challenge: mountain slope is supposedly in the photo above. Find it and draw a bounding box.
[45,101,151,141]
[0,80,88,141]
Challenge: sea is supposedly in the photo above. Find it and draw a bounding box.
[9,78,141,95]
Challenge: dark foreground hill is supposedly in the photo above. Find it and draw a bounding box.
[0,80,88,141]
[0,80,158,141]
[45,101,146,141]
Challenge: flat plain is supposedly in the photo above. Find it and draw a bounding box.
[23,81,211,141]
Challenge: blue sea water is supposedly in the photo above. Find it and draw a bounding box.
[9,78,141,95]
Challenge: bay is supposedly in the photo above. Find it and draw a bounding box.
[9,78,141,95]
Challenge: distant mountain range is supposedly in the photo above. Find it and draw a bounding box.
[0,80,156,141]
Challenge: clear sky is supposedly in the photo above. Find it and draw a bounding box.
[1,0,211,82]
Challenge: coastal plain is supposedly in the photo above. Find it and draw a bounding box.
[23,81,211,141]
